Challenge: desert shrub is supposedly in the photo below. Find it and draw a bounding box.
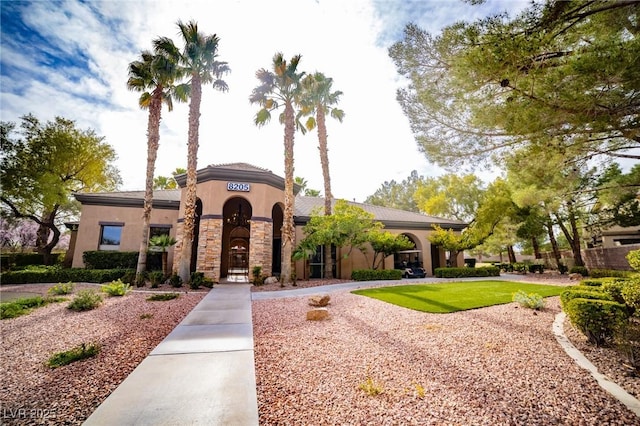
[201,277,214,288]
[358,376,384,396]
[146,293,179,301]
[352,269,403,281]
[190,272,205,289]
[565,298,629,346]
[48,281,75,295]
[101,279,131,297]
[434,266,500,278]
[513,291,545,310]
[68,290,103,312]
[47,343,100,368]
[169,274,182,288]
[120,270,136,285]
[570,266,589,276]
[559,288,611,308]
[252,266,264,286]
[148,271,165,288]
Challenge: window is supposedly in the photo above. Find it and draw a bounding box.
[99,223,123,250]
[150,226,171,239]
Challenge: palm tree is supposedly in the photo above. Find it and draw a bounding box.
[155,20,230,283]
[250,53,305,285]
[301,72,344,278]
[127,49,178,280]
[149,234,178,277]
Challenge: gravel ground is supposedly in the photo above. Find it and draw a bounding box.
[252,275,640,425]
[2,275,639,425]
[0,283,206,425]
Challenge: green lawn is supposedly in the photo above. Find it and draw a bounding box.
[351,281,565,313]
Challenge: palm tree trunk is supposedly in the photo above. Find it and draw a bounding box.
[136,87,163,279]
[281,100,296,285]
[178,75,202,283]
[316,106,334,279]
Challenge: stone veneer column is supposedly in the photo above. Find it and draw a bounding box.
[171,221,184,276]
[196,218,223,282]
[249,220,273,279]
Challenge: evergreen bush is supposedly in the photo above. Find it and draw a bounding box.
[564,298,628,346]
[352,269,403,281]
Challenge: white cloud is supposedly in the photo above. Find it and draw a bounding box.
[1,0,531,201]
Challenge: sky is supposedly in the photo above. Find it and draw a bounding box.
[0,0,531,202]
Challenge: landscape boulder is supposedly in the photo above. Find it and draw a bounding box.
[306,308,329,321]
[308,294,331,307]
[264,276,279,285]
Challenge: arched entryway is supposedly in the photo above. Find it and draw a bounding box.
[222,197,252,281]
[394,233,423,269]
[271,203,283,277]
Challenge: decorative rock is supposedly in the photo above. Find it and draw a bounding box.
[264,276,279,285]
[569,273,583,281]
[306,308,329,321]
[308,294,330,307]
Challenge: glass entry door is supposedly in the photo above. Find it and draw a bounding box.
[228,238,249,281]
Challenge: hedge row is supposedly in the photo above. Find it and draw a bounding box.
[83,251,162,270]
[434,266,500,278]
[351,269,403,281]
[1,253,65,270]
[0,268,133,284]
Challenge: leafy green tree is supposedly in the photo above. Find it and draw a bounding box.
[428,177,513,266]
[365,170,424,212]
[368,231,414,270]
[156,20,230,283]
[389,1,640,171]
[300,72,344,278]
[414,173,485,222]
[128,48,180,279]
[1,115,120,263]
[591,164,640,229]
[149,234,177,277]
[250,53,305,285]
[295,199,382,268]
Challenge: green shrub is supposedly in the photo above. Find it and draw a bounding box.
[570,266,589,276]
[48,281,75,295]
[101,279,131,297]
[580,279,604,287]
[602,279,631,304]
[527,264,545,274]
[252,266,264,286]
[68,290,103,312]
[1,296,45,319]
[351,269,403,281]
[560,288,611,308]
[201,277,214,288]
[134,272,147,288]
[627,249,640,272]
[434,266,500,278]
[621,278,640,313]
[148,271,165,288]
[0,252,64,270]
[564,298,629,346]
[590,269,632,278]
[47,343,100,368]
[120,270,136,285]
[513,291,545,310]
[0,267,134,284]
[146,293,180,301]
[169,274,183,288]
[190,272,204,289]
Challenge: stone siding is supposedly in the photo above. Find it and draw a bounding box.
[250,220,273,278]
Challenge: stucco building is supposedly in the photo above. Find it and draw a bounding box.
[70,163,466,281]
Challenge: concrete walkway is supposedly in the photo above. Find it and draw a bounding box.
[83,284,258,426]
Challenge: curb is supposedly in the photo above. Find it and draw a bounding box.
[553,312,640,417]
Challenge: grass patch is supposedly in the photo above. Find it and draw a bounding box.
[1,296,66,319]
[47,343,100,368]
[146,293,180,301]
[351,281,565,313]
